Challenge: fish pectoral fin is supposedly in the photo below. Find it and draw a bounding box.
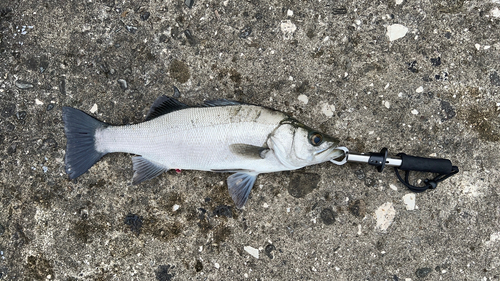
[131,156,168,185]
[227,172,259,209]
[229,143,269,159]
[145,95,189,121]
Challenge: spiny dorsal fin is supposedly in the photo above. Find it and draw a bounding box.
[203,99,242,107]
[227,172,259,208]
[145,95,189,121]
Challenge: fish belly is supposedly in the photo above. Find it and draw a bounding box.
[94,105,289,173]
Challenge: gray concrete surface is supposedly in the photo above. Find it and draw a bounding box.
[0,0,499,280]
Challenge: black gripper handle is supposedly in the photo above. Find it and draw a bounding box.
[397,153,453,174]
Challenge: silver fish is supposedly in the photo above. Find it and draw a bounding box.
[63,96,345,208]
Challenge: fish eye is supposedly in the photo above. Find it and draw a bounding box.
[309,133,323,146]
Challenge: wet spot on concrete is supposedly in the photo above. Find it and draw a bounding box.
[287,173,321,198]
[169,60,190,83]
[349,199,366,217]
[306,28,315,39]
[295,80,309,93]
[440,100,456,121]
[213,205,232,218]
[1,104,15,118]
[133,43,155,61]
[26,255,54,281]
[320,208,336,225]
[5,121,14,131]
[32,189,59,209]
[213,226,232,245]
[438,0,465,13]
[161,192,184,215]
[143,219,183,242]
[465,107,500,142]
[71,220,95,243]
[124,213,143,235]
[490,71,500,86]
[155,265,175,281]
[415,267,432,278]
[312,49,324,59]
[229,69,242,84]
[7,143,17,154]
[364,177,376,187]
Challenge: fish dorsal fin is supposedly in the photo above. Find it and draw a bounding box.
[227,172,259,208]
[203,99,242,107]
[145,95,189,121]
[131,156,168,184]
[229,143,269,159]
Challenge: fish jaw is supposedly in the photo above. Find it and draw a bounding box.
[316,145,346,163]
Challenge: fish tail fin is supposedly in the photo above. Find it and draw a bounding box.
[62,106,108,180]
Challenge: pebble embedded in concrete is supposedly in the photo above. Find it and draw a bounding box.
[320,102,335,117]
[402,194,416,210]
[280,20,297,40]
[90,103,98,113]
[375,202,396,231]
[244,246,259,259]
[298,94,309,104]
[386,24,408,41]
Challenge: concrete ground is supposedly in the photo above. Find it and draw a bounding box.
[1,0,499,280]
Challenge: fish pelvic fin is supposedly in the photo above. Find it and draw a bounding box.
[131,156,168,185]
[227,172,259,208]
[62,107,108,180]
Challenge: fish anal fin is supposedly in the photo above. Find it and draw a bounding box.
[227,172,258,208]
[132,156,168,185]
[145,95,189,121]
[229,143,269,159]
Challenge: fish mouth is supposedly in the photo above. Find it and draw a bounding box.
[314,145,338,157]
[315,145,346,161]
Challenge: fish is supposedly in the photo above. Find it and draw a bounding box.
[62,95,346,208]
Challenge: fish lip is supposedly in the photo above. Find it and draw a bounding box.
[314,145,336,156]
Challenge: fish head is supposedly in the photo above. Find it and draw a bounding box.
[269,118,343,169]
